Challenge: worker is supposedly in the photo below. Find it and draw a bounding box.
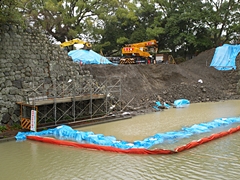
[147,58,151,64]
[79,60,83,66]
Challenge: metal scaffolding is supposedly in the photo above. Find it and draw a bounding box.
[17,75,122,129]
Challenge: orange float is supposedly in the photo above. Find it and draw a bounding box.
[27,125,240,155]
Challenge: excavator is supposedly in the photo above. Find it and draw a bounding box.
[119,39,158,64]
[60,38,92,51]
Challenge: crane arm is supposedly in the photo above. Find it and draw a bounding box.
[125,40,158,48]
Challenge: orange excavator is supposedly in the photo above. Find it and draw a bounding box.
[119,40,158,64]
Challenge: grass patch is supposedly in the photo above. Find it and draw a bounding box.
[0,125,7,132]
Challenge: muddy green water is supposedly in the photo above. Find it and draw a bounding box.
[0,100,240,180]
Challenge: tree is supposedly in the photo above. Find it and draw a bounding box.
[99,0,161,56]
[97,1,140,56]
[21,0,113,43]
[0,0,23,25]
[133,0,160,41]
[145,0,209,57]
[149,0,240,58]
[5,0,239,58]
[202,0,240,46]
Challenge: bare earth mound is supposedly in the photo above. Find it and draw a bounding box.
[84,48,240,112]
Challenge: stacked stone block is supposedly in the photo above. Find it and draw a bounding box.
[0,24,103,126]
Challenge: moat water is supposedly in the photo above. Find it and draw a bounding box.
[0,100,240,180]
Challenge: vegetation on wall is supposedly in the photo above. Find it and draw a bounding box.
[1,0,240,59]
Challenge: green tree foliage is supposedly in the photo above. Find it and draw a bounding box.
[146,0,213,57]
[0,0,23,25]
[21,0,114,43]
[99,0,161,56]
[133,0,160,41]
[203,0,240,46]
[138,0,240,58]
[97,1,140,56]
[3,0,239,58]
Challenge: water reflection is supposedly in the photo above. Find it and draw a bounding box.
[0,100,240,180]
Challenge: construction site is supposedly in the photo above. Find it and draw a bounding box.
[15,38,179,131]
[1,25,240,137]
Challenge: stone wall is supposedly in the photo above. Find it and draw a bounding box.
[0,24,102,126]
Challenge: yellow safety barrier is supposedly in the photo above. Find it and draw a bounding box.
[21,118,31,130]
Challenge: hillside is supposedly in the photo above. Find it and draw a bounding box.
[84,48,240,112]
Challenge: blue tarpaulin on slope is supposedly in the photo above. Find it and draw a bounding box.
[68,50,115,65]
[210,44,240,71]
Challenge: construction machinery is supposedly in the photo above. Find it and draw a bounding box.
[119,40,158,64]
[60,38,92,51]
[155,53,176,64]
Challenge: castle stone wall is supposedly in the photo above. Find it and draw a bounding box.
[0,24,99,126]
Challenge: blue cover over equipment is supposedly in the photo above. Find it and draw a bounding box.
[68,50,114,65]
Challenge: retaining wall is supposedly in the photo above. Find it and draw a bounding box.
[0,24,101,126]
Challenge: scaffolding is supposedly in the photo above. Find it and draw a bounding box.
[17,75,122,129]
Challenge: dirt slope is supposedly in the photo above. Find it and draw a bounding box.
[84,48,240,112]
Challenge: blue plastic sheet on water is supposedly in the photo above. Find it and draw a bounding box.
[164,102,171,109]
[153,101,162,110]
[153,106,160,110]
[156,101,162,107]
[15,116,240,150]
[153,101,171,110]
[174,99,190,108]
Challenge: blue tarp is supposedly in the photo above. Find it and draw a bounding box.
[68,50,115,65]
[15,117,240,149]
[174,99,190,108]
[153,101,171,110]
[210,44,240,71]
